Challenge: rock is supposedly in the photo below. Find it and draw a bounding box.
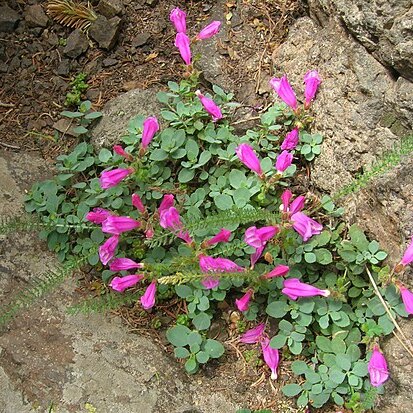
[24,4,48,28]
[102,57,118,67]
[132,32,151,47]
[0,44,5,61]
[91,88,162,148]
[53,118,81,138]
[56,59,71,76]
[97,0,123,18]
[273,16,413,259]
[0,5,20,32]
[307,0,413,81]
[145,0,159,6]
[63,29,89,58]
[89,15,122,50]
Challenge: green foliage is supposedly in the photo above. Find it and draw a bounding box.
[60,100,102,136]
[65,73,90,107]
[297,132,323,161]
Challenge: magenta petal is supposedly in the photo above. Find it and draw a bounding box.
[169,7,186,33]
[158,194,175,214]
[102,216,140,235]
[368,345,389,387]
[304,70,322,107]
[100,168,133,189]
[86,208,112,224]
[99,235,119,265]
[196,21,221,40]
[174,32,191,65]
[291,212,322,242]
[281,128,299,151]
[400,286,413,314]
[264,265,290,279]
[282,278,330,300]
[199,255,244,273]
[235,290,253,312]
[141,116,159,149]
[201,276,220,289]
[239,323,265,344]
[400,236,413,266]
[159,207,182,230]
[141,280,157,310]
[261,337,280,380]
[109,257,144,271]
[235,143,263,176]
[269,75,297,110]
[205,228,232,246]
[110,274,143,292]
[275,150,293,173]
[195,90,223,122]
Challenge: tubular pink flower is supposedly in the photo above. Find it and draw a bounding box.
[141,116,159,150]
[199,255,244,273]
[113,145,132,160]
[102,216,140,235]
[269,75,297,110]
[368,345,389,387]
[202,276,220,289]
[86,208,112,224]
[145,228,154,239]
[196,21,221,40]
[263,265,290,279]
[110,274,144,293]
[245,226,279,266]
[280,190,293,212]
[169,7,186,33]
[158,194,175,214]
[400,237,413,266]
[282,278,330,301]
[99,235,119,265]
[280,190,305,215]
[205,228,232,246]
[304,70,322,108]
[177,230,193,245]
[400,285,413,314]
[290,196,306,214]
[100,168,133,189]
[174,32,191,66]
[109,257,144,271]
[235,290,253,312]
[291,212,322,242]
[141,280,157,310]
[261,337,280,380]
[160,207,182,230]
[281,128,299,151]
[132,194,146,214]
[235,143,263,176]
[195,90,223,122]
[239,323,265,344]
[275,150,293,173]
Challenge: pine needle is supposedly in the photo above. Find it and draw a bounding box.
[46,0,97,30]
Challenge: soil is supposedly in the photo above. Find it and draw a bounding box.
[0,1,339,412]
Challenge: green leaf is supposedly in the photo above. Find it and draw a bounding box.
[174,347,190,358]
[196,150,212,167]
[166,325,191,346]
[347,344,361,362]
[349,224,369,250]
[192,312,211,330]
[331,337,346,354]
[297,393,308,407]
[304,252,317,263]
[282,384,302,397]
[178,168,195,183]
[305,371,321,384]
[149,148,168,161]
[204,339,225,358]
[329,367,346,384]
[214,194,234,210]
[98,148,112,163]
[352,361,368,377]
[335,354,352,371]
[175,285,193,298]
[289,340,303,355]
[316,336,331,353]
[318,314,330,329]
[73,126,88,135]
[188,331,203,346]
[266,300,289,318]
[228,169,246,189]
[298,299,315,314]
[184,356,198,373]
[196,351,210,364]
[161,110,178,121]
[279,319,293,332]
[348,374,359,386]
[84,111,102,120]
[314,248,333,265]
[269,334,287,349]
[291,360,309,375]
[185,139,199,161]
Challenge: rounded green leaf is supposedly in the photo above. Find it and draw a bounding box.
[204,339,225,358]
[329,367,346,384]
[214,193,234,210]
[266,301,289,318]
[188,331,203,346]
[166,325,191,346]
[304,252,317,263]
[282,383,302,397]
[175,285,193,298]
[174,347,190,359]
[335,354,352,371]
[196,351,210,364]
[192,312,211,330]
[184,356,198,373]
[178,168,195,183]
[270,334,287,349]
[291,360,309,375]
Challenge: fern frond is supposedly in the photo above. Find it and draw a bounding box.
[0,255,87,326]
[46,0,97,30]
[362,386,378,409]
[0,215,94,236]
[67,290,141,315]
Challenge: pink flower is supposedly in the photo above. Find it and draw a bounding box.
[368,345,389,387]
[400,285,413,314]
[132,193,146,214]
[261,337,280,380]
[275,150,293,173]
[263,265,290,279]
[304,70,322,108]
[239,323,265,344]
[169,7,186,33]
[99,235,119,265]
[201,276,220,289]
[269,75,298,110]
[245,226,279,266]
[196,21,221,40]
[174,32,191,66]
[400,237,413,266]
[291,212,322,241]
[282,278,330,300]
[235,290,253,312]
[199,255,244,273]
[158,194,175,214]
[141,116,159,150]
[100,168,133,189]
[177,230,194,245]
[110,274,144,292]
[281,128,299,151]
[113,145,132,161]
[160,207,182,230]
[109,257,144,271]
[145,228,154,239]
[86,208,112,224]
[195,90,223,122]
[280,190,305,215]
[235,143,263,176]
[204,228,231,246]
[141,280,157,310]
[102,216,140,235]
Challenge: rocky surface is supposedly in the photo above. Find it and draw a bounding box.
[0,150,239,413]
[0,5,20,32]
[24,4,49,29]
[307,0,413,82]
[89,15,122,50]
[63,29,89,59]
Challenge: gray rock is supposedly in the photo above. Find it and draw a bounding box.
[273,16,413,259]
[53,118,82,137]
[57,59,71,76]
[97,0,123,18]
[91,87,162,148]
[89,15,122,50]
[132,32,151,47]
[0,5,20,32]
[308,0,413,81]
[63,29,89,58]
[24,4,49,28]
[102,57,118,67]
